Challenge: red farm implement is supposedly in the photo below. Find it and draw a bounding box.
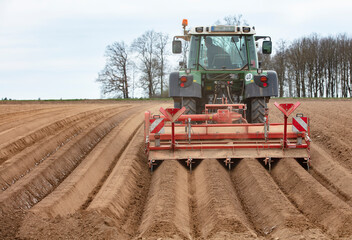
[144,102,311,171]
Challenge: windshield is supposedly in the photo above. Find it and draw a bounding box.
[188,35,258,70]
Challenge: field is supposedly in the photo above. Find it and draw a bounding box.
[0,98,352,240]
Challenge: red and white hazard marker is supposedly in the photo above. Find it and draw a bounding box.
[292,117,308,132]
[149,118,165,134]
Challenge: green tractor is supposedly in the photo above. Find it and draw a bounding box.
[169,19,278,123]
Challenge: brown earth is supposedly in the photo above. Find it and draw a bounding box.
[0,98,352,239]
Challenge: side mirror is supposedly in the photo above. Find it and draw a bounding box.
[262,41,272,54]
[172,40,182,54]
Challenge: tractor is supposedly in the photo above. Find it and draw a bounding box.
[169,19,278,123]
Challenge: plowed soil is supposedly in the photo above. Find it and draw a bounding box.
[0,98,351,240]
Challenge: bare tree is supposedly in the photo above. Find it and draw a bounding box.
[224,14,248,26]
[155,32,169,96]
[96,41,130,98]
[132,30,159,97]
[132,30,170,98]
[215,14,249,26]
[272,40,287,97]
[348,38,352,97]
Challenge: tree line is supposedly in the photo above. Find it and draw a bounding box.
[96,30,169,99]
[261,34,352,98]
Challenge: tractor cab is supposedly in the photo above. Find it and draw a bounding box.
[173,24,272,71]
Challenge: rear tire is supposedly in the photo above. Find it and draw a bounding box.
[249,97,266,123]
[182,97,197,114]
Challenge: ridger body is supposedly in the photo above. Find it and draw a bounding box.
[144,102,311,171]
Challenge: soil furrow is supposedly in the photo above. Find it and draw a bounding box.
[19,126,153,240]
[188,170,201,240]
[0,106,68,125]
[309,143,352,207]
[0,106,129,191]
[0,99,351,240]
[0,106,136,213]
[0,105,120,164]
[138,160,192,239]
[193,159,257,239]
[28,106,147,218]
[86,126,152,238]
[0,107,54,124]
[231,158,328,239]
[0,105,80,138]
[271,158,352,238]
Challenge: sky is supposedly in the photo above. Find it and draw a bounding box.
[0,0,351,100]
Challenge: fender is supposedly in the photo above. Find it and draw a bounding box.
[244,71,278,99]
[169,72,202,98]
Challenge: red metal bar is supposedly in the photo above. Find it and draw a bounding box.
[156,140,285,145]
[164,122,293,127]
[205,103,246,109]
[284,115,288,148]
[149,144,309,150]
[171,122,175,150]
[144,111,151,154]
[158,106,246,124]
[176,112,244,123]
[144,111,150,143]
[150,132,300,140]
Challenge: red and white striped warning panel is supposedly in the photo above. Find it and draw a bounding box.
[292,117,308,132]
[149,118,165,134]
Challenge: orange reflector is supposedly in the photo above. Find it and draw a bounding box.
[182,19,188,27]
[260,76,268,82]
[180,83,185,87]
[180,76,187,82]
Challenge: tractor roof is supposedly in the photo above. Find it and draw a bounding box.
[188,25,256,35]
